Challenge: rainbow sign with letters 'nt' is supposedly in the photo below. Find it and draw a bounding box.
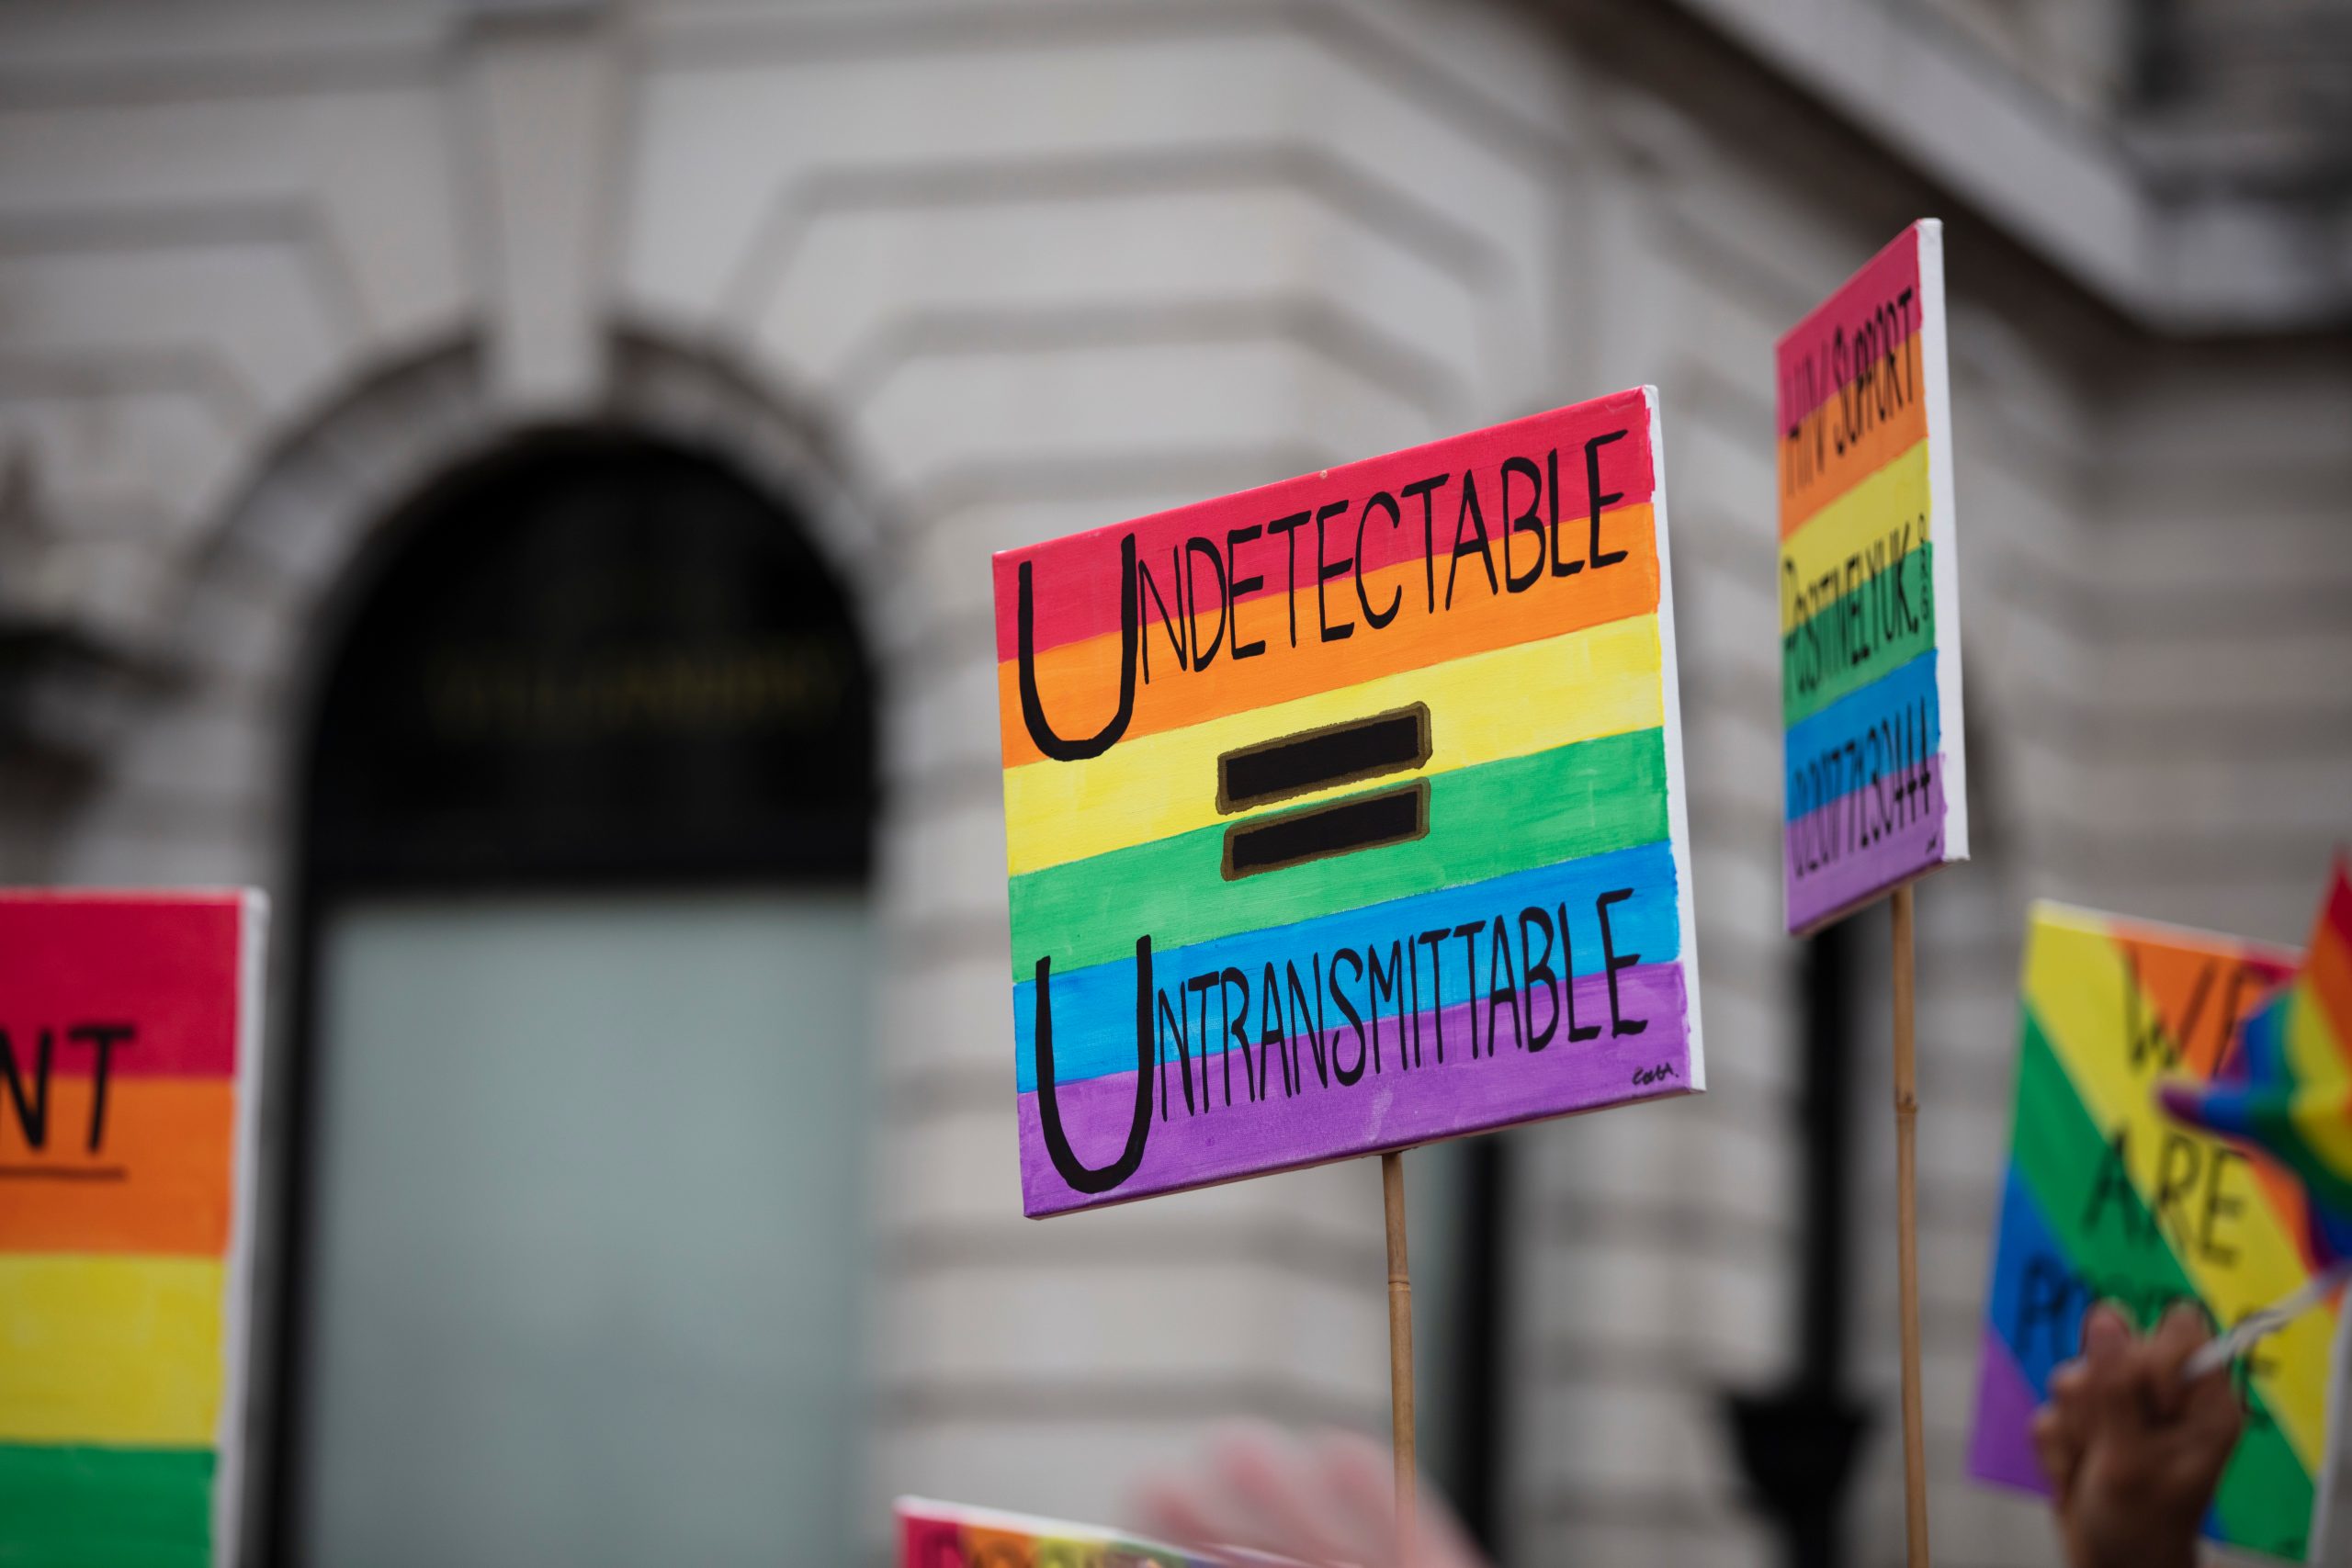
[1779,220,1968,933]
[0,891,266,1568]
[993,388,1702,1217]
[1969,903,2336,1562]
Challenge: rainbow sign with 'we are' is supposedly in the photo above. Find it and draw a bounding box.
[1779,220,1968,933]
[1969,903,2337,1561]
[993,389,1702,1216]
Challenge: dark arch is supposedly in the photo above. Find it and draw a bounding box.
[266,428,876,1563]
[299,428,876,888]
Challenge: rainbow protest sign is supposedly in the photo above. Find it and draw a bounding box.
[899,1497,1312,1565]
[1779,220,1968,933]
[1969,903,2337,1561]
[993,388,1702,1217]
[0,891,266,1568]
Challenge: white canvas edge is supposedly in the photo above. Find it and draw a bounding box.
[1645,385,1706,1094]
[214,889,269,1568]
[1916,218,1969,865]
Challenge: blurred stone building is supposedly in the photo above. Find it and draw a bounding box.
[0,0,2346,1564]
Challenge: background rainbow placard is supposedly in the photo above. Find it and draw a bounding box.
[992,388,1702,1217]
[0,891,266,1568]
[899,1496,1312,1565]
[1778,220,1968,933]
[1969,902,2336,1562]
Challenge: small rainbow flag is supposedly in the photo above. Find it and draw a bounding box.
[2162,860,2352,1269]
[1968,902,2335,1561]
[991,389,1703,1217]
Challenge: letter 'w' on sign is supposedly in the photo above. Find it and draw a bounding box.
[991,386,1706,1217]
[0,890,269,1568]
[1777,219,1970,935]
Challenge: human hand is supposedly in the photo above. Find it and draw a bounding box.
[1130,1423,1488,1568]
[2030,1300,2243,1568]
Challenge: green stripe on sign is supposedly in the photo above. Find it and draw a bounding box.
[1009,726,1669,978]
[2014,1011,2314,1555]
[0,1443,213,1568]
[1781,541,1935,727]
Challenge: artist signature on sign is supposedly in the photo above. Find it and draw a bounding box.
[1630,1060,1678,1087]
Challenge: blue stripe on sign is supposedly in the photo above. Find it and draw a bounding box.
[1012,839,1679,1091]
[1782,648,1940,822]
[1984,1163,2073,1394]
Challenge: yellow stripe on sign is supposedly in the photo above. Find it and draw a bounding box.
[0,1255,224,1446]
[1779,436,1930,633]
[2025,919,2333,1472]
[1002,614,1664,875]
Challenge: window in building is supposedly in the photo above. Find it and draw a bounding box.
[277,434,876,1568]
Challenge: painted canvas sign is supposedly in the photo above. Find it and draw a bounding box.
[1779,219,1968,933]
[993,387,1702,1218]
[1968,902,2335,1561]
[0,891,267,1568]
[899,1497,1312,1566]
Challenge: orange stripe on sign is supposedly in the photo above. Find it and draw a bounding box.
[0,1077,236,1257]
[1777,329,1926,538]
[996,502,1661,769]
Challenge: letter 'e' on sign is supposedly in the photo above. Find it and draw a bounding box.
[0,889,267,1568]
[1778,220,1969,934]
[992,387,1704,1217]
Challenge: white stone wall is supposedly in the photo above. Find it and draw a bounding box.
[1,3,2346,1566]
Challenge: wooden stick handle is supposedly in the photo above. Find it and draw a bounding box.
[1892,885,1930,1567]
[1382,1149,1418,1562]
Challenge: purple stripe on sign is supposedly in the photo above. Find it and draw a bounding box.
[1783,753,1945,931]
[1967,1324,2051,1495]
[1018,962,1690,1215]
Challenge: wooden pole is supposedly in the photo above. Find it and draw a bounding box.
[1382,1150,1418,1562]
[1891,884,1930,1567]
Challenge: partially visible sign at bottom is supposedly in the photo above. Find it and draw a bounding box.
[0,890,268,1568]
[899,1497,1315,1566]
[1968,903,2335,1562]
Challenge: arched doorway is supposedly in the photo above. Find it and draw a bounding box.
[277,431,876,1566]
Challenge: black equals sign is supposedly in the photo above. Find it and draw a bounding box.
[1217,703,1431,881]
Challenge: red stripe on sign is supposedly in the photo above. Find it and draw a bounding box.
[991,389,1656,662]
[0,895,243,1079]
[1775,226,1925,434]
